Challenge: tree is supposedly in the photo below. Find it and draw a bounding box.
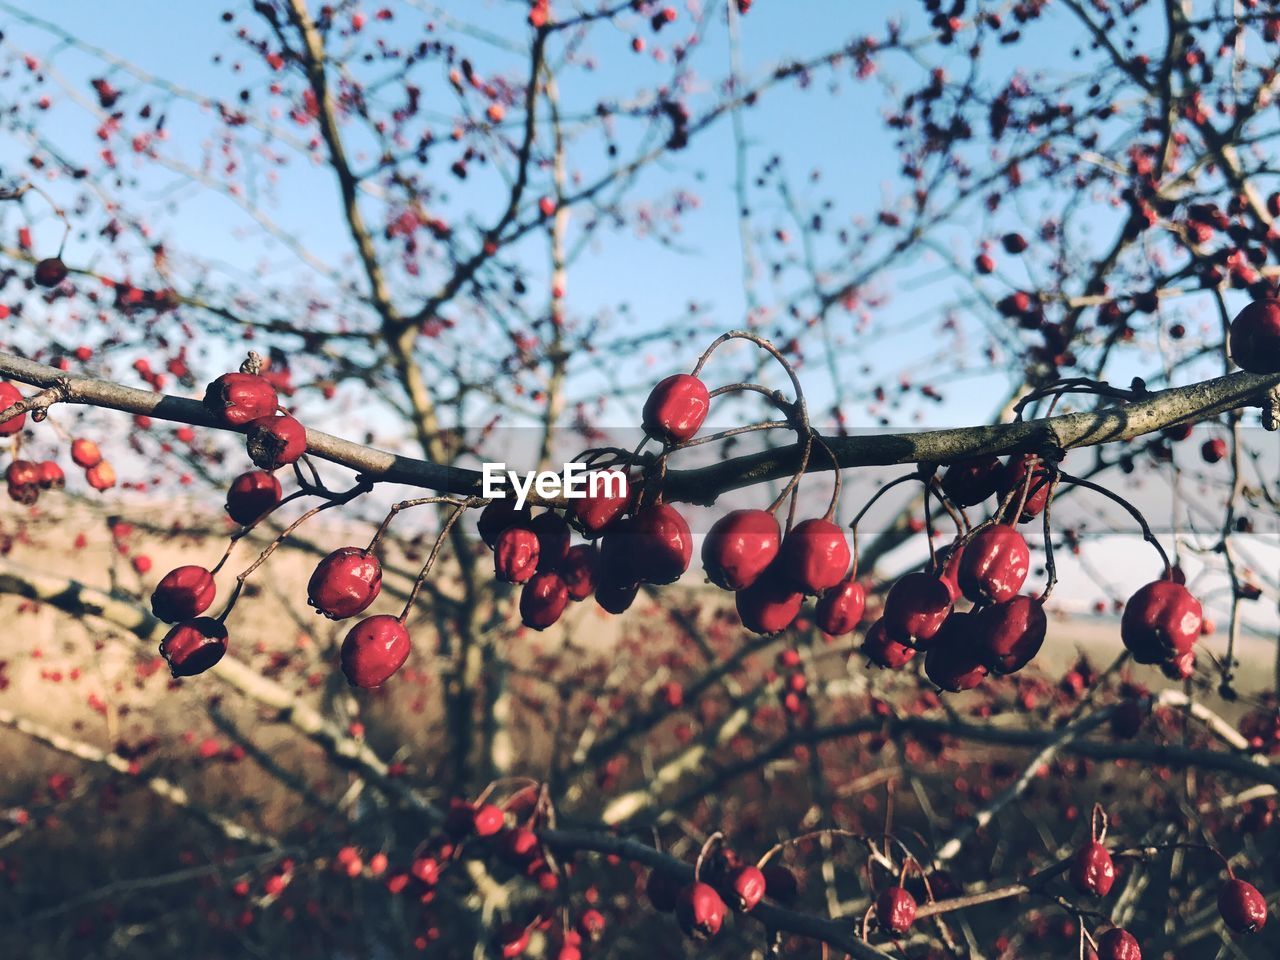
[0,0,1277,957]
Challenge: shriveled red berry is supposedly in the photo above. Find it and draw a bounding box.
[1070,841,1116,896]
[308,547,382,618]
[0,381,27,435]
[736,569,803,634]
[923,613,989,692]
[1218,877,1267,933]
[477,499,531,547]
[1095,928,1141,960]
[958,524,1030,604]
[701,508,780,591]
[70,438,102,468]
[36,460,64,489]
[340,614,411,687]
[1228,298,1280,373]
[883,573,953,646]
[630,503,691,584]
[674,881,726,939]
[724,864,766,912]
[941,455,1002,506]
[203,372,279,427]
[33,256,68,287]
[245,413,306,470]
[777,518,850,594]
[159,617,228,677]
[567,470,631,537]
[494,526,540,584]
[520,571,569,629]
[975,595,1047,674]
[1120,579,1202,664]
[560,544,599,600]
[814,578,865,635]
[151,565,217,623]
[225,470,282,524]
[862,618,916,669]
[876,886,917,934]
[642,373,710,444]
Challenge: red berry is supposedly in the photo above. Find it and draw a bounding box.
[0,381,27,435]
[776,518,850,594]
[567,470,631,537]
[941,455,1002,506]
[975,595,1047,674]
[1160,648,1197,681]
[936,541,964,602]
[530,510,571,572]
[674,882,726,939]
[1070,841,1116,896]
[478,499,531,547]
[642,373,710,444]
[340,615,411,687]
[493,921,530,958]
[70,438,102,468]
[974,253,996,274]
[923,613,988,692]
[883,573,953,646]
[36,460,64,489]
[595,571,639,614]
[1120,580,1202,664]
[245,414,307,470]
[1001,231,1028,254]
[630,503,692,584]
[736,570,803,634]
[308,547,383,618]
[494,526,540,583]
[203,372,279,427]
[998,454,1053,521]
[151,565,217,623]
[472,803,506,836]
[1201,438,1227,463]
[814,578,865,635]
[33,256,68,287]
[1218,878,1267,933]
[159,618,228,678]
[1228,298,1280,373]
[85,460,117,491]
[520,571,569,629]
[1095,928,1141,960]
[560,544,599,600]
[701,509,780,591]
[862,618,917,669]
[724,864,766,912]
[957,525,1030,603]
[225,470,282,525]
[876,886,917,934]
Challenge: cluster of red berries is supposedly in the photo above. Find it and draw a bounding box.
[0,380,110,504]
[645,845,788,941]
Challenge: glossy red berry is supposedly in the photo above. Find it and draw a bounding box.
[998,453,1053,521]
[1228,298,1280,373]
[1095,928,1141,960]
[1069,841,1116,896]
[159,617,228,678]
[862,618,917,669]
[630,503,692,584]
[958,525,1030,603]
[560,544,599,600]
[975,595,1046,674]
[477,499,532,548]
[472,803,506,836]
[1120,580,1202,664]
[876,886,917,934]
[814,578,865,635]
[203,372,279,427]
[151,565,217,623]
[674,881,726,939]
[340,615,410,687]
[0,381,27,435]
[494,526,540,584]
[923,613,989,692]
[33,256,68,287]
[245,413,306,470]
[70,438,102,468]
[1218,878,1267,933]
[225,470,282,525]
[567,470,631,537]
[883,573,953,646]
[530,510,571,572]
[936,541,964,602]
[725,864,766,912]
[520,571,569,629]
[642,373,710,444]
[308,547,383,618]
[777,518,850,594]
[701,509,780,591]
[736,570,803,634]
[941,455,1002,506]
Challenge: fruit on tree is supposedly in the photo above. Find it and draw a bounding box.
[33,256,68,287]
[940,455,1002,506]
[560,544,599,600]
[882,573,953,646]
[975,595,1047,674]
[1218,877,1267,933]
[997,453,1052,521]
[203,372,279,427]
[1069,841,1116,896]
[36,460,64,488]
[7,460,39,504]
[701,508,780,591]
[735,569,803,634]
[594,570,639,615]
[723,864,766,912]
[1227,298,1280,373]
[307,547,383,618]
[629,502,692,584]
[641,373,710,444]
[814,578,865,635]
[567,470,630,537]
[245,413,307,470]
[70,438,102,468]
[151,565,217,623]
[957,524,1030,603]
[225,470,282,524]
[472,803,506,836]
[1120,579,1202,664]
[1201,438,1227,463]
[1095,928,1141,960]
[0,381,27,435]
[494,526,540,584]
[776,518,851,594]
[862,618,917,669]
[923,613,989,691]
[530,510,571,572]
[478,499,532,548]
[159,617,228,677]
[85,460,117,490]
[520,571,569,629]
[674,881,726,939]
[340,614,411,687]
[876,886,917,934]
